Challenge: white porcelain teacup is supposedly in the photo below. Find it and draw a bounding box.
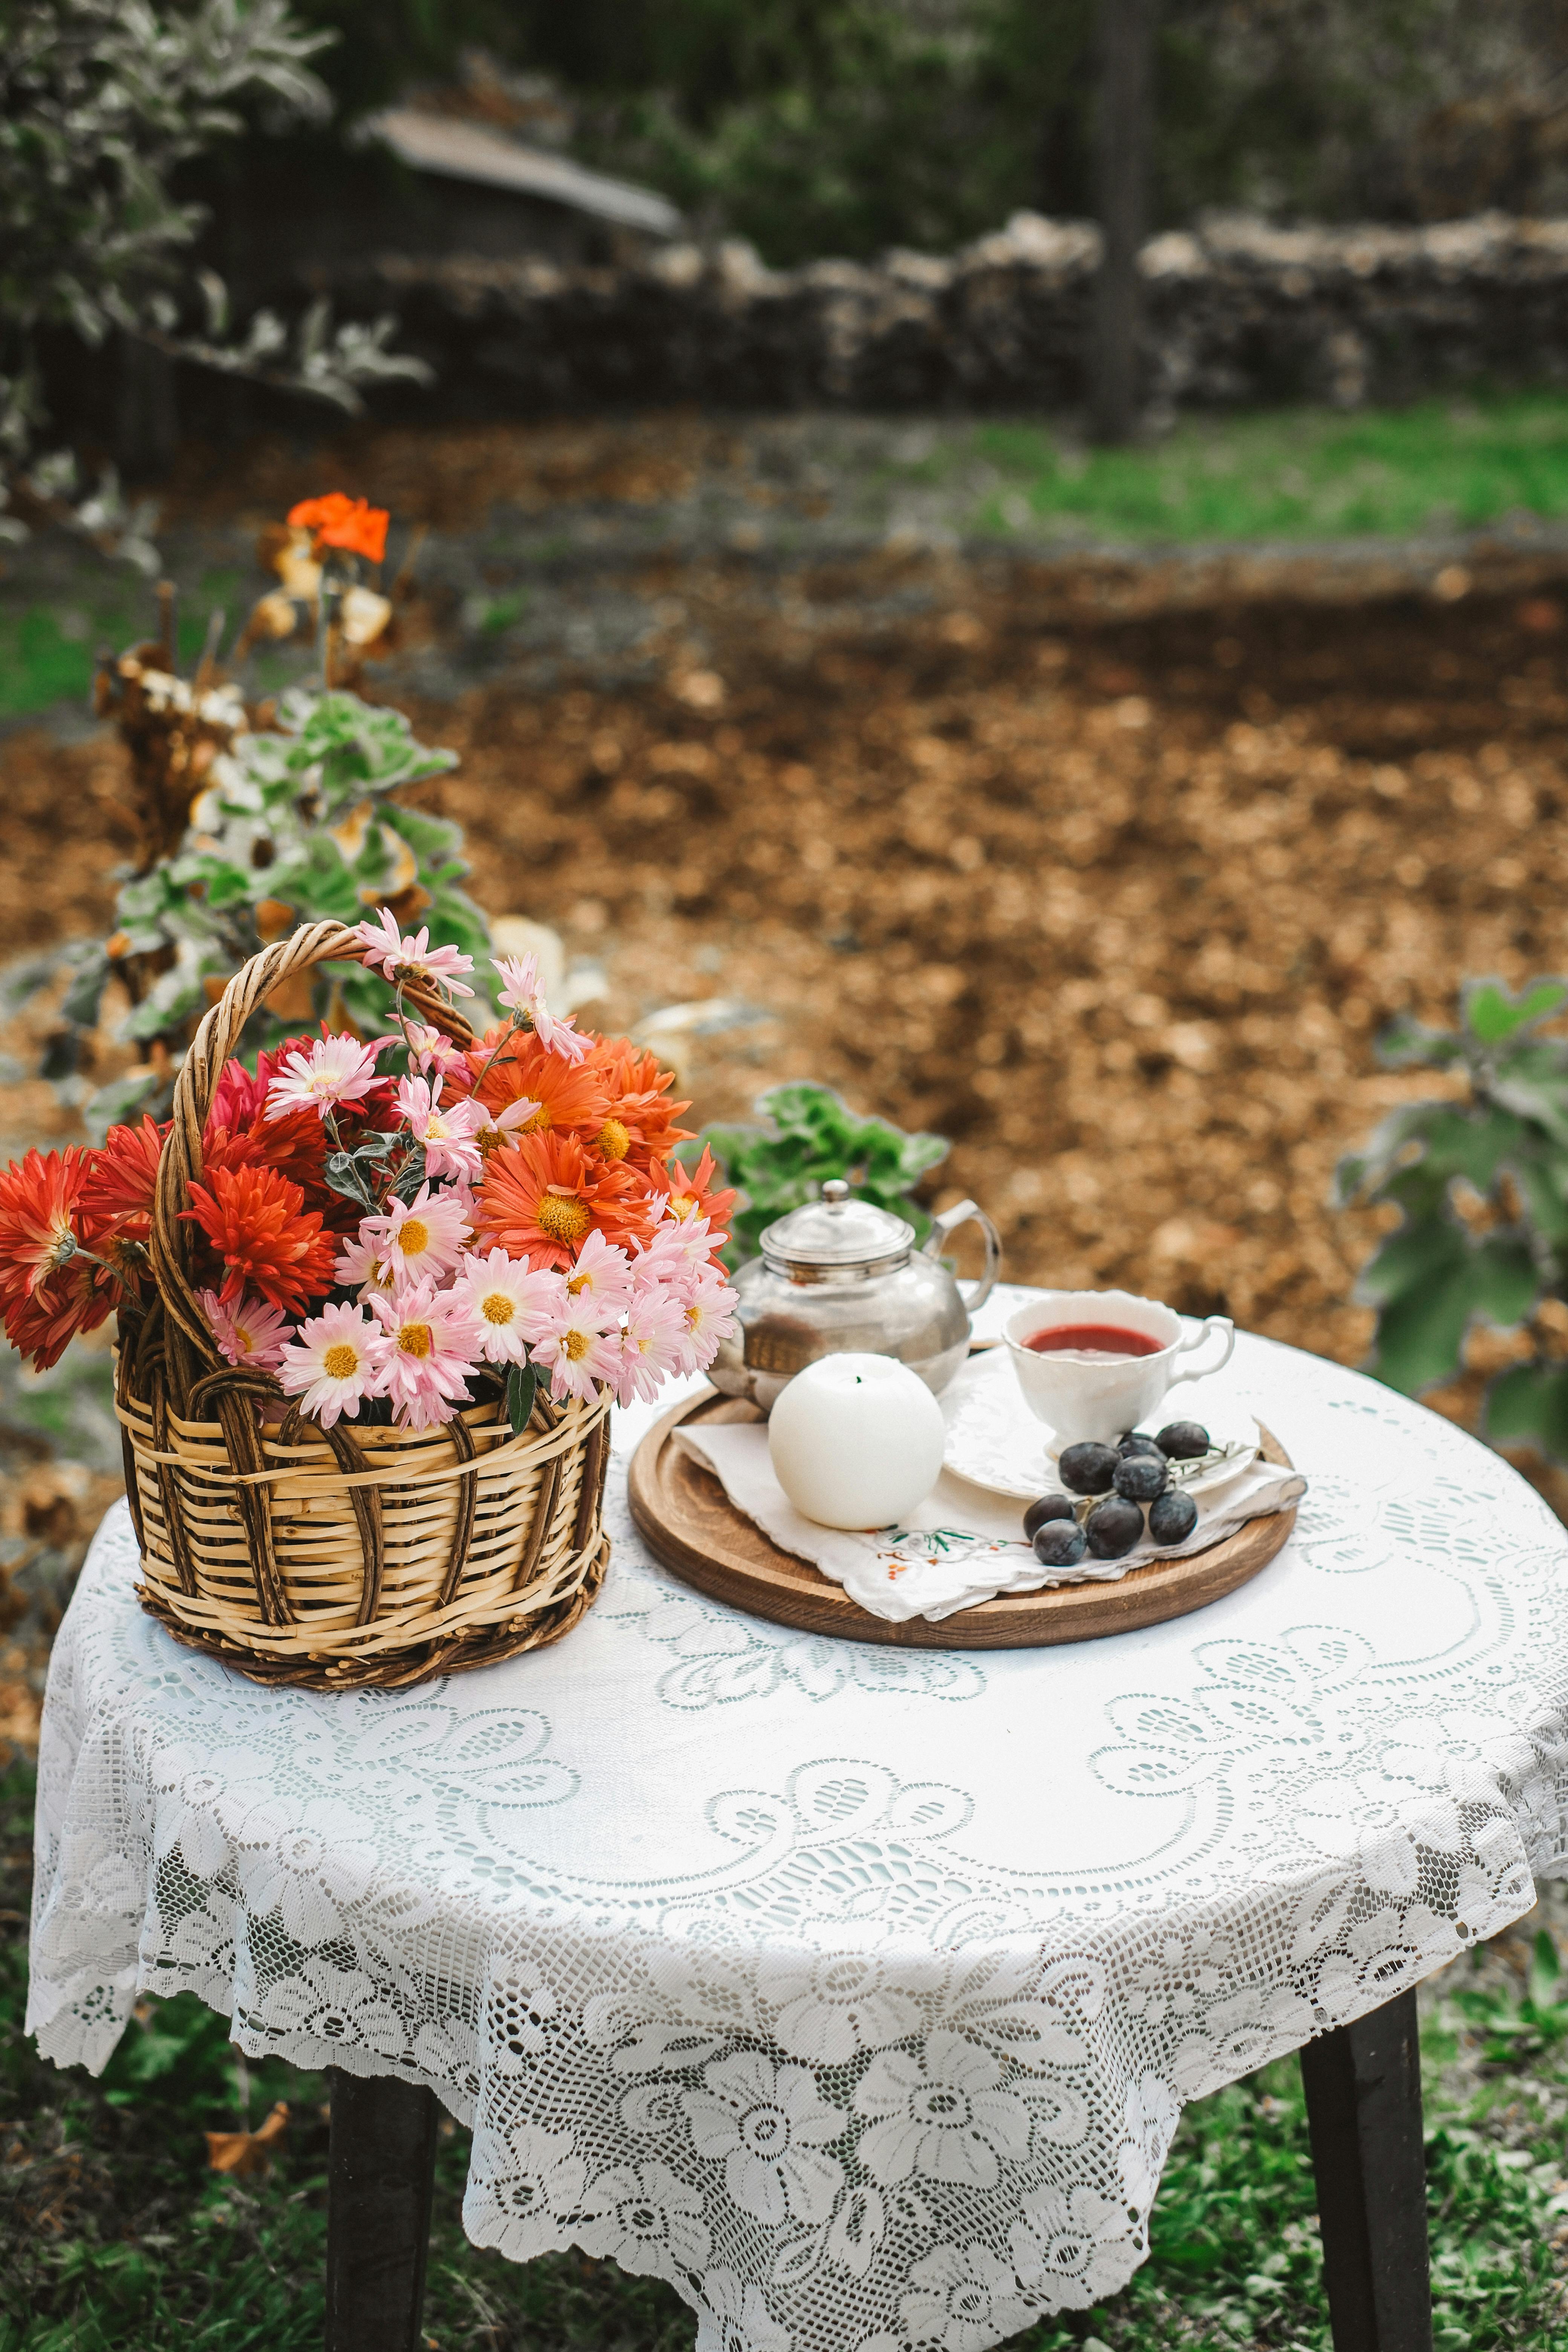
[1004,1289,1235,1450]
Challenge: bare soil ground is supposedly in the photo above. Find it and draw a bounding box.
[5,546,1568,1732]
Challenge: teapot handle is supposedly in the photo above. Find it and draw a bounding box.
[922,1199,1001,1320]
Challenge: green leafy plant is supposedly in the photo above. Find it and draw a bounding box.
[685,1079,948,1265]
[1334,978,1568,1442]
[0,0,430,564]
[61,683,488,1136]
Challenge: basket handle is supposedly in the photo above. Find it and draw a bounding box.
[148,919,477,1381]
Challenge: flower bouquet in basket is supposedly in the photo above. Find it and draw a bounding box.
[0,911,737,1690]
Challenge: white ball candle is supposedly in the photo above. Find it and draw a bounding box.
[768,1353,946,1530]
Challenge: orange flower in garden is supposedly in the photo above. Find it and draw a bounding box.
[650,1144,736,1245]
[475,1131,655,1273]
[287,493,389,565]
[470,1031,609,1144]
[0,1148,116,1369]
[184,1163,337,1313]
[589,1040,693,1168]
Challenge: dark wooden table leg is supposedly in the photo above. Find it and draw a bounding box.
[325,2067,440,2352]
[1298,1989,1434,2352]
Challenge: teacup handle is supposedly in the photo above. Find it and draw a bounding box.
[923,1199,1001,1319]
[1167,1314,1235,1387]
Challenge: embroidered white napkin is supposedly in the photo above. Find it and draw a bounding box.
[673,1422,1306,1624]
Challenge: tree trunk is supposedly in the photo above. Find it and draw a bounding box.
[1091,0,1156,444]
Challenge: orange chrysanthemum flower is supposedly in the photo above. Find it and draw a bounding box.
[651,1145,737,1246]
[0,1148,116,1370]
[588,1039,693,1168]
[475,1131,656,1273]
[470,1032,609,1145]
[184,1163,338,1313]
[287,493,389,565]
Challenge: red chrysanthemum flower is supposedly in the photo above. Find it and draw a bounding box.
[205,1103,330,1201]
[183,1162,338,1313]
[0,1148,117,1369]
[650,1145,737,1247]
[588,1038,693,1169]
[474,1130,656,1273]
[80,1116,165,1246]
[207,1040,395,1216]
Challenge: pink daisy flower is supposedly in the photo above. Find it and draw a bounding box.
[530,1289,622,1405]
[332,1231,397,1304]
[453,1248,565,1366]
[564,1229,634,1314]
[360,1185,470,1284]
[395,1075,487,1182]
[472,1094,542,1158]
[492,952,588,1063]
[400,1020,471,1083]
[672,1265,739,1377]
[355,908,476,998]
[264,1032,388,1122]
[277,1300,381,1428]
[199,1286,289,1371]
[366,1277,484,1429]
[613,1285,686,1407]
[637,1211,720,1280]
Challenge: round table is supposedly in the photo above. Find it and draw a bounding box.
[26,1288,1568,2352]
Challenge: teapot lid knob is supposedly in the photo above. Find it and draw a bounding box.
[822,1179,850,1209]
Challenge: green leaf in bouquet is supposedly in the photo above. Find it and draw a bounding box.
[1464,977,1568,1046]
[1365,1230,1539,1395]
[1484,1361,1568,1463]
[507,1361,537,1436]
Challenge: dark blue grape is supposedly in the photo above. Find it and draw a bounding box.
[1117,1433,1165,1460]
[1113,1452,1169,1502]
[1058,1441,1121,1495]
[1033,1519,1089,1568]
[1156,1420,1210,1460]
[1023,1493,1076,1539]
[1085,1496,1144,1558]
[1148,1488,1199,1545]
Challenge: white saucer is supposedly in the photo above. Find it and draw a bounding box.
[940,1345,1260,1504]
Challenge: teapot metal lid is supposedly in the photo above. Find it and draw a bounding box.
[760,1179,914,1273]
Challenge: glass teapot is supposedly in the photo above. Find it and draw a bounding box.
[708,1180,1001,1411]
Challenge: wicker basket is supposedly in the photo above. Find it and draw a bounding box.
[114,920,612,1690]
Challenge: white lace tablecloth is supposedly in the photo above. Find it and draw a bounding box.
[27,1286,1568,2352]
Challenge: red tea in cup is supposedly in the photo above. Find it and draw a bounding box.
[1022,1323,1163,1362]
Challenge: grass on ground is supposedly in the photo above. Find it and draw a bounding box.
[4,1753,1566,2352]
[957,392,1568,544]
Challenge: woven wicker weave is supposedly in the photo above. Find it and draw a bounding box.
[114,920,612,1690]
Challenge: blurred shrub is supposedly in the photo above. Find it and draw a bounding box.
[689,1080,948,1265]
[376,0,1568,266]
[1335,978,1568,1453]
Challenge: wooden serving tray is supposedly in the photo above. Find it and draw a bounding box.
[627,1390,1297,1650]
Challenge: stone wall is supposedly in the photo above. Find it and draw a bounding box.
[322,210,1568,418]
